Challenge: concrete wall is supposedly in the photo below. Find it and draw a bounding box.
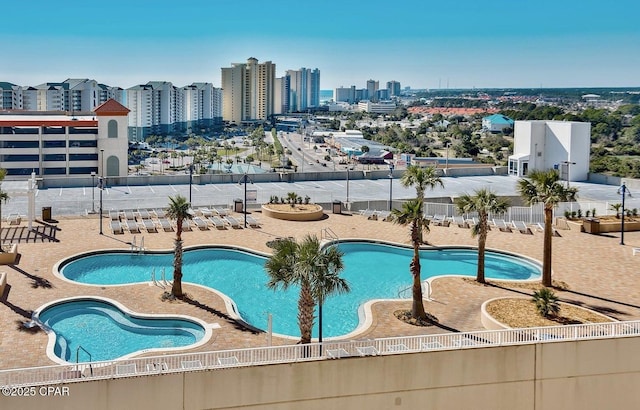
[3,337,639,410]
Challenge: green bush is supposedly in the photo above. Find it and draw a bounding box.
[532,288,560,318]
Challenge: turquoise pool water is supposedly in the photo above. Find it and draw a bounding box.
[59,242,540,338]
[36,299,205,362]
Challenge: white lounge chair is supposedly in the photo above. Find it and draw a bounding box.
[224,215,241,229]
[492,219,512,232]
[245,215,261,228]
[356,346,378,356]
[192,217,209,230]
[208,216,226,230]
[359,209,376,220]
[376,210,391,221]
[536,222,560,237]
[154,209,167,218]
[123,210,136,221]
[217,356,239,366]
[633,248,640,256]
[110,220,123,234]
[214,207,229,216]
[198,208,213,217]
[109,210,120,221]
[8,214,21,225]
[124,219,140,233]
[452,216,468,228]
[146,362,168,372]
[142,219,157,233]
[180,219,192,231]
[137,209,151,220]
[115,363,136,375]
[466,217,480,227]
[158,218,173,232]
[512,220,532,234]
[326,348,350,359]
[387,343,409,352]
[181,360,203,370]
[431,215,449,227]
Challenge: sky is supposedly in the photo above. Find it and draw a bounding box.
[1,1,639,91]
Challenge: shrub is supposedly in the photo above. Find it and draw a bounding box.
[304,195,310,205]
[585,210,591,218]
[532,288,560,318]
[571,211,577,218]
[577,209,583,218]
[633,208,638,217]
[592,208,597,217]
[564,210,571,219]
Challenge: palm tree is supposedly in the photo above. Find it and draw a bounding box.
[532,288,560,318]
[0,169,8,237]
[454,189,510,283]
[400,165,443,243]
[390,199,431,320]
[166,195,193,298]
[517,170,577,287]
[265,235,349,344]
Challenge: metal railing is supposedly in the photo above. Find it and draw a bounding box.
[1,320,638,388]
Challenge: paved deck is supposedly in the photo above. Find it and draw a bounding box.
[1,211,639,370]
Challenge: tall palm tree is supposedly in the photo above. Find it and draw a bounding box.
[390,199,431,320]
[455,189,510,283]
[265,235,349,344]
[517,170,577,287]
[166,195,193,298]
[0,169,8,237]
[400,165,443,243]
[304,238,349,344]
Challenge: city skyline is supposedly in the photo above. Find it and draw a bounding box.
[2,1,639,90]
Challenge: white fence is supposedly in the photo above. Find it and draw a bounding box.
[1,320,639,389]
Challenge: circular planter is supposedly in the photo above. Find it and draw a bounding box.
[481,297,615,330]
[261,203,325,221]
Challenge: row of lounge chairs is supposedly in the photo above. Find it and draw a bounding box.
[424,215,559,236]
[358,209,392,221]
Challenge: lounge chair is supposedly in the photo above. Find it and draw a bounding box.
[492,219,512,232]
[142,219,157,233]
[207,216,226,230]
[109,210,120,221]
[536,222,560,237]
[466,217,480,227]
[376,210,391,221]
[245,215,261,228]
[326,348,350,359]
[198,208,213,217]
[193,217,209,230]
[158,218,173,232]
[387,343,409,352]
[8,214,21,225]
[181,360,203,370]
[123,210,136,221]
[146,362,168,372]
[633,248,640,256]
[124,219,140,233]
[355,346,378,356]
[452,216,468,228]
[431,215,449,227]
[115,363,137,375]
[137,209,151,220]
[110,220,123,234]
[359,209,376,220]
[512,220,532,234]
[217,356,239,366]
[154,209,166,218]
[422,341,444,350]
[180,219,192,231]
[214,207,229,217]
[224,215,242,229]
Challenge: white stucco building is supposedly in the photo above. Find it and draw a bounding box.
[508,120,591,181]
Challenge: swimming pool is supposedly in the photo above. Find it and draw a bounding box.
[57,241,541,339]
[34,297,208,363]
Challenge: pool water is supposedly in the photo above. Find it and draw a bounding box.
[36,299,205,362]
[59,242,540,338]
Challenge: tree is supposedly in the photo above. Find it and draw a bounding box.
[517,170,577,287]
[400,165,444,243]
[390,199,431,320]
[265,235,349,345]
[454,189,510,283]
[532,288,560,318]
[166,195,193,298]
[0,169,8,237]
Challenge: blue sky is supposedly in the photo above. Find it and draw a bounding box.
[2,1,639,90]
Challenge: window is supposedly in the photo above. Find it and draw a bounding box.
[44,140,66,148]
[108,120,118,138]
[0,140,39,148]
[69,153,98,161]
[69,167,96,175]
[44,154,66,161]
[69,140,97,148]
[2,154,39,162]
[44,167,67,175]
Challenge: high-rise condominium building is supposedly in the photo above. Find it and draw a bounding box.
[127,81,222,141]
[221,58,276,123]
[387,80,401,97]
[366,79,379,102]
[0,79,124,112]
[283,68,320,113]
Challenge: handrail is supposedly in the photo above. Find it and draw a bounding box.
[321,227,338,241]
[76,345,93,376]
[2,320,639,388]
[398,281,431,300]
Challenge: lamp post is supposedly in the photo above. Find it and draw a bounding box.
[90,171,96,214]
[239,170,253,228]
[617,183,632,245]
[388,163,395,211]
[188,164,194,204]
[562,161,576,187]
[345,164,350,204]
[98,177,104,235]
[445,142,450,170]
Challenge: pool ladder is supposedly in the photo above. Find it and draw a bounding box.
[130,236,145,254]
[398,281,432,300]
[76,345,93,376]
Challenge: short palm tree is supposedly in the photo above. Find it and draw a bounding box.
[390,199,431,320]
[265,235,350,345]
[166,195,193,298]
[517,170,577,287]
[532,288,560,318]
[454,189,510,283]
[400,165,443,243]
